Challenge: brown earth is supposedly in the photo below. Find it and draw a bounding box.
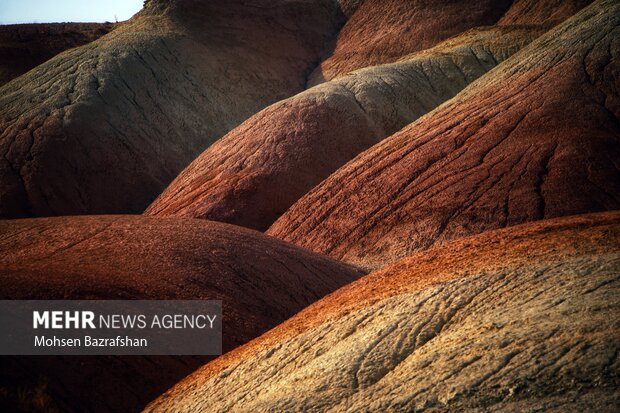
[146,26,542,231]
[498,0,593,25]
[308,0,513,85]
[0,0,344,218]
[145,211,620,412]
[269,0,620,270]
[0,215,363,412]
[309,0,593,86]
[0,23,114,86]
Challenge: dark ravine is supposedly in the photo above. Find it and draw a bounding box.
[269,0,620,270]
[0,215,363,412]
[146,26,543,231]
[0,0,343,218]
[0,22,115,86]
[145,211,620,412]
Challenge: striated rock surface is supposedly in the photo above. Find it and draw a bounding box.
[0,23,114,86]
[269,0,620,270]
[499,0,593,25]
[146,211,620,412]
[0,0,343,218]
[146,26,541,231]
[308,0,513,85]
[0,215,362,412]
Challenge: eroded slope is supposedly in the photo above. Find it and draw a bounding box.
[146,26,541,231]
[0,215,362,412]
[0,0,342,218]
[309,0,513,85]
[499,0,593,25]
[270,0,620,270]
[146,211,620,412]
[0,22,114,86]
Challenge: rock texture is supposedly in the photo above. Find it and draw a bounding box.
[0,0,343,218]
[269,0,620,270]
[146,26,541,231]
[0,23,114,86]
[145,211,620,412]
[499,0,593,25]
[0,215,362,412]
[308,0,513,85]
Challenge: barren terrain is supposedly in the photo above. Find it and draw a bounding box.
[0,0,343,217]
[0,215,362,412]
[0,22,114,86]
[270,0,620,270]
[146,26,542,230]
[147,212,620,412]
[0,0,617,412]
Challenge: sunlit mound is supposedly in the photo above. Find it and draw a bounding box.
[146,211,620,412]
[270,0,620,270]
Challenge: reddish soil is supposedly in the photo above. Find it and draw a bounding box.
[308,0,513,85]
[146,211,620,412]
[499,0,593,25]
[269,0,620,270]
[0,215,363,412]
[146,26,541,231]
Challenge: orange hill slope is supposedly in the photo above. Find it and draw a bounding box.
[269,0,620,270]
[498,0,593,25]
[146,211,620,412]
[145,26,541,231]
[308,0,513,85]
[309,0,593,85]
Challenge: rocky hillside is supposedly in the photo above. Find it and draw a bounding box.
[308,0,513,85]
[146,211,620,412]
[498,0,593,25]
[146,26,542,230]
[0,0,343,218]
[0,22,114,86]
[269,0,620,270]
[0,215,362,412]
[309,0,593,85]
[0,1,617,412]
